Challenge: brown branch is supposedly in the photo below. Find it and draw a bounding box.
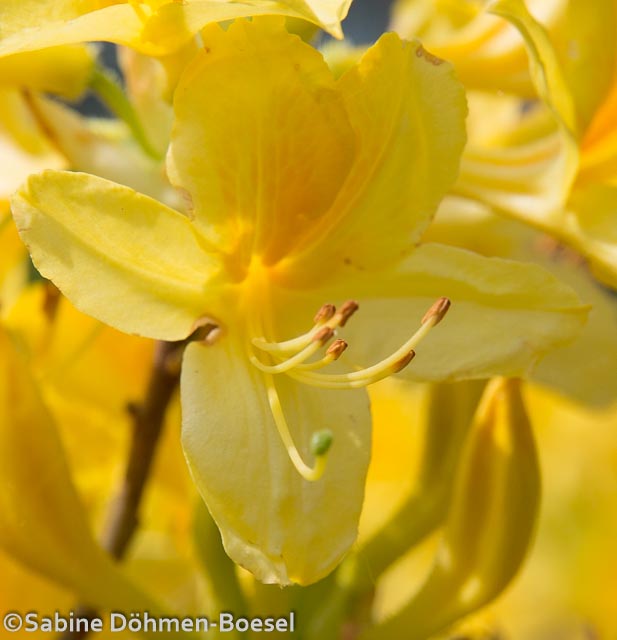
[58,339,184,640]
[102,340,182,558]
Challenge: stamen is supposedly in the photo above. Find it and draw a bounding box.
[265,374,332,482]
[326,338,348,359]
[296,339,348,371]
[249,327,334,374]
[422,297,451,326]
[314,303,336,324]
[290,350,416,389]
[253,300,358,355]
[312,326,335,346]
[252,304,336,354]
[337,300,359,327]
[288,298,450,389]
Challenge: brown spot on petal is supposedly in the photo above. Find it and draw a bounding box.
[416,44,445,66]
[174,186,195,218]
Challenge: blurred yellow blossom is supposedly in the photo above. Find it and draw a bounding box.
[0,0,352,58]
[10,18,587,588]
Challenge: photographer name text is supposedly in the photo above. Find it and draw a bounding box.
[3,611,296,634]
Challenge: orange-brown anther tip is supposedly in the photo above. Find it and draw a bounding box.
[326,339,348,359]
[394,349,416,373]
[312,326,335,345]
[314,303,336,324]
[338,300,359,327]
[422,297,451,326]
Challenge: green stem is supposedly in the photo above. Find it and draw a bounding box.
[193,501,247,640]
[89,67,162,161]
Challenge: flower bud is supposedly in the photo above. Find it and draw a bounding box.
[362,378,540,640]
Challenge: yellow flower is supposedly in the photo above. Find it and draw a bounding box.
[11,18,586,586]
[390,0,567,97]
[0,0,352,58]
[428,0,617,290]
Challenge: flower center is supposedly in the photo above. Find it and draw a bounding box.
[248,297,451,482]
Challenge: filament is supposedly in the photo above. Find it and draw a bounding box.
[265,374,331,482]
[252,301,358,355]
[250,327,334,373]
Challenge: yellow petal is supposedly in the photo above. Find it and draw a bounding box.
[532,252,617,408]
[455,99,576,228]
[549,0,617,134]
[0,88,66,201]
[0,216,27,311]
[26,94,177,206]
[425,199,617,408]
[0,1,350,58]
[449,0,579,226]
[0,45,93,98]
[0,550,73,626]
[0,3,144,55]
[563,184,617,289]
[579,80,617,186]
[181,336,371,586]
[143,0,351,52]
[170,20,466,281]
[489,0,577,135]
[168,17,356,270]
[284,242,587,382]
[391,0,548,97]
[0,326,155,611]
[454,0,580,228]
[11,170,219,340]
[286,32,467,282]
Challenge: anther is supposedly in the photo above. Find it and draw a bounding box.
[337,300,359,327]
[287,297,450,389]
[422,297,451,326]
[312,326,335,346]
[393,350,416,373]
[314,303,336,324]
[326,339,348,359]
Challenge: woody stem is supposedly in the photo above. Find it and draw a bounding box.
[58,339,184,640]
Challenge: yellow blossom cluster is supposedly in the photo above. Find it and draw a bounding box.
[0,1,615,638]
